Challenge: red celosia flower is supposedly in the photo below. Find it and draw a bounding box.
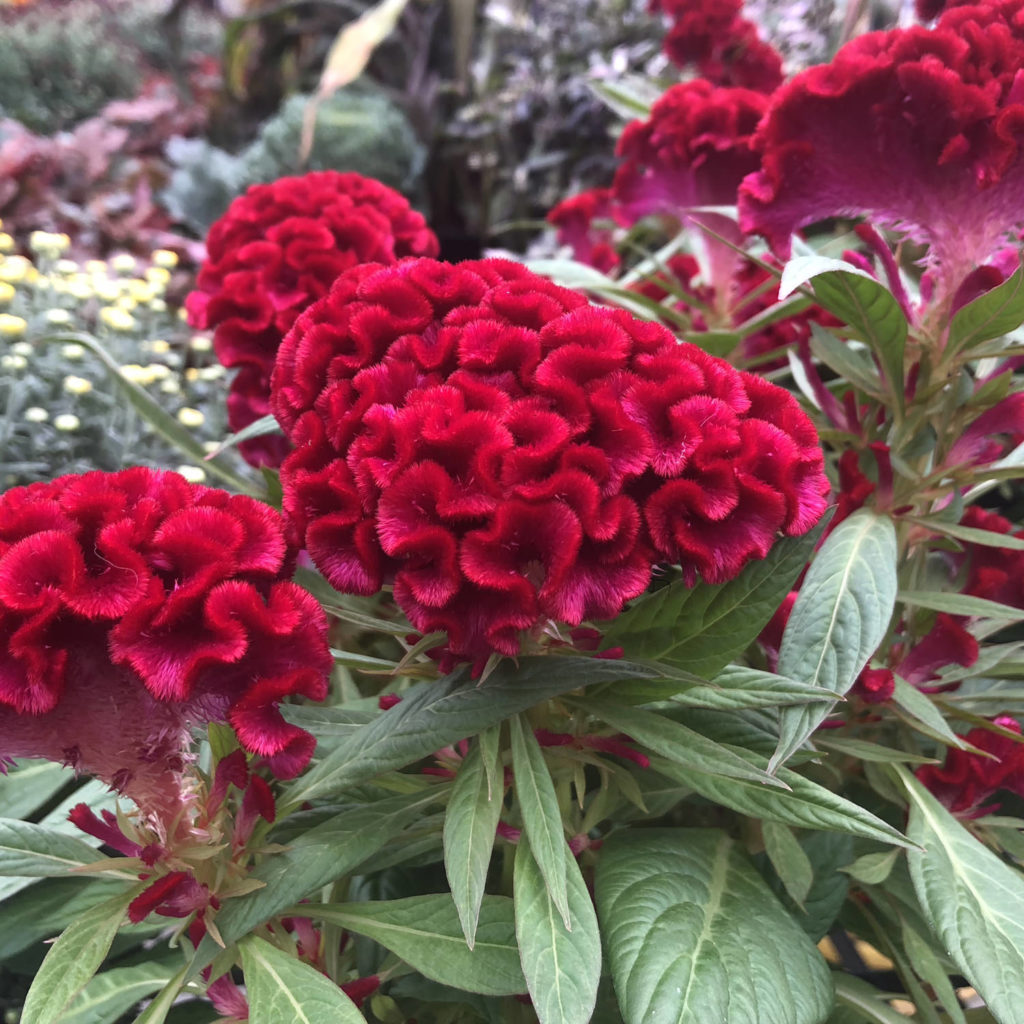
[272,257,828,668]
[186,171,440,466]
[650,0,784,93]
[547,188,624,274]
[852,667,896,705]
[917,715,1024,815]
[740,1,1024,300]
[958,505,1024,608]
[0,469,331,824]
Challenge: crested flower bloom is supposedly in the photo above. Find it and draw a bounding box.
[917,715,1024,816]
[547,188,624,274]
[739,0,1024,304]
[649,0,784,92]
[186,171,440,466]
[0,469,332,826]
[615,81,769,294]
[272,257,828,669]
[958,505,1024,608]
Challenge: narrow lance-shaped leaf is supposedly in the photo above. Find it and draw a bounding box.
[444,729,505,947]
[901,765,1024,1024]
[509,714,571,929]
[948,262,1024,354]
[762,822,813,908]
[56,962,177,1024]
[514,838,600,1024]
[595,829,833,1024]
[0,818,113,877]
[771,509,898,771]
[241,936,367,1024]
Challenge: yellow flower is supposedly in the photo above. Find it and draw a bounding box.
[146,339,171,354]
[151,249,179,269]
[1,353,27,370]
[146,363,171,380]
[0,233,15,254]
[11,342,32,357]
[120,363,156,385]
[0,282,15,306]
[85,260,108,276]
[94,282,120,303]
[0,256,32,283]
[189,334,213,353]
[46,309,73,325]
[126,280,153,304]
[61,342,85,359]
[160,377,182,395]
[199,365,226,381]
[63,374,93,395]
[55,259,79,276]
[185,367,200,383]
[150,298,167,313]
[24,407,49,423]
[54,413,81,432]
[99,307,136,331]
[67,279,93,300]
[0,313,27,336]
[145,266,171,288]
[110,254,137,274]
[175,464,207,484]
[177,407,205,428]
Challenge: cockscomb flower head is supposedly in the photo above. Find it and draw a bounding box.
[186,171,439,465]
[0,468,332,825]
[272,257,828,669]
[547,187,625,274]
[739,0,1024,304]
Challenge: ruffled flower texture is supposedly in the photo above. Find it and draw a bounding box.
[0,469,332,825]
[649,0,784,93]
[272,257,829,669]
[186,171,440,466]
[739,0,1024,302]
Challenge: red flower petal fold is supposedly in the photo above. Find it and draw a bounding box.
[186,171,439,466]
[272,257,828,668]
[0,469,331,824]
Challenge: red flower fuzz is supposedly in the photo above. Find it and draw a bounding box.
[547,188,624,274]
[186,171,439,466]
[917,715,1024,815]
[739,1,1024,297]
[272,257,828,667]
[0,469,331,821]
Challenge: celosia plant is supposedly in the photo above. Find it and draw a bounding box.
[186,170,439,466]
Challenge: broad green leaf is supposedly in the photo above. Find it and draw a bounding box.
[900,919,967,1024]
[286,657,662,805]
[899,589,1024,621]
[21,888,136,1024]
[595,829,833,1024]
[306,895,526,996]
[902,765,1024,1024]
[772,510,898,771]
[576,697,789,787]
[241,936,366,1024]
[842,850,900,885]
[647,754,911,848]
[509,714,570,928]
[602,528,820,677]
[588,75,657,118]
[890,676,969,749]
[832,974,920,1024]
[514,839,600,1024]
[780,831,853,942]
[128,967,188,1024]
[0,760,73,820]
[948,264,1024,354]
[763,822,813,907]
[0,818,114,876]
[57,962,177,1024]
[779,257,907,403]
[444,732,505,947]
[280,705,378,755]
[808,324,884,396]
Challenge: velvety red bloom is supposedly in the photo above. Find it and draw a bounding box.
[547,188,624,274]
[186,171,439,466]
[917,715,1024,815]
[852,667,896,705]
[0,469,331,823]
[959,505,1024,608]
[650,0,784,92]
[273,257,828,668]
[740,1,1024,300]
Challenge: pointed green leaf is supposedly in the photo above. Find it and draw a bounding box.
[0,760,74,820]
[842,850,900,885]
[778,831,853,942]
[601,528,820,677]
[241,936,366,1024]
[509,714,570,928]
[305,895,526,996]
[832,975,921,1024]
[0,818,114,876]
[595,829,833,1024]
[20,888,136,1024]
[808,324,884,396]
[902,765,1024,1024]
[514,839,600,1024]
[763,822,813,907]
[128,967,187,1024]
[203,413,281,459]
[899,589,1024,621]
[286,657,663,805]
[948,263,1024,354]
[772,510,898,771]
[56,962,177,1024]
[444,732,505,947]
[900,919,967,1024]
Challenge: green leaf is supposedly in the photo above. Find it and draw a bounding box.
[779,256,907,403]
[842,850,900,885]
[509,714,570,928]
[816,736,939,764]
[898,589,1024,621]
[948,263,1024,354]
[444,732,505,947]
[832,975,919,1024]
[240,936,366,1024]
[772,510,899,771]
[602,528,820,677]
[808,324,884,396]
[0,760,74,820]
[783,831,853,942]
[890,675,969,749]
[908,517,1024,552]
[901,765,1024,1024]
[203,413,281,459]
[900,919,967,1024]
[20,888,136,1024]
[588,75,657,119]
[595,829,834,1024]
[128,967,188,1024]
[306,895,526,997]
[647,753,911,848]
[763,822,813,907]
[57,962,177,1024]
[514,839,601,1024]
[0,818,113,876]
[285,656,662,805]
[576,697,789,788]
